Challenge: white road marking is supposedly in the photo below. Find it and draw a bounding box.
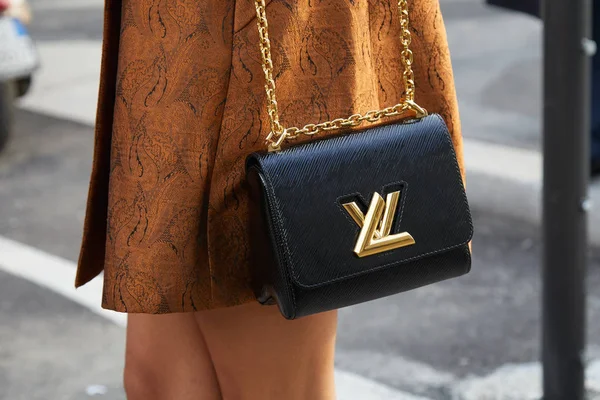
[18,40,101,126]
[464,139,541,187]
[31,0,104,11]
[463,135,600,245]
[0,235,126,326]
[451,361,600,400]
[336,349,456,395]
[452,363,542,400]
[336,370,432,400]
[0,235,433,400]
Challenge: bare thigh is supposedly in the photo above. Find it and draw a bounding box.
[124,313,222,400]
[196,303,338,400]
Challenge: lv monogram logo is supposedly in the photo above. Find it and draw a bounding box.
[342,190,415,258]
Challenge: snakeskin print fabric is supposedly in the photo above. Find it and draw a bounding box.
[75,0,465,314]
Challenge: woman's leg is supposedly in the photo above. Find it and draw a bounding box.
[195,303,338,400]
[124,313,222,400]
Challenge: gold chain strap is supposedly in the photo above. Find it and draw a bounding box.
[255,0,428,151]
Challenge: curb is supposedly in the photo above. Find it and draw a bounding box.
[452,361,600,400]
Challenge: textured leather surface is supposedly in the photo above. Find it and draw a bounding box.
[247,114,473,319]
[289,246,471,319]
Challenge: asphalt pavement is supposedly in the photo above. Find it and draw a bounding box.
[2,0,600,399]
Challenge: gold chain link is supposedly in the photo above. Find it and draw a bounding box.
[255,0,427,152]
[398,0,415,102]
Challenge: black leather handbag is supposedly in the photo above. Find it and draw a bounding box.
[246,0,473,320]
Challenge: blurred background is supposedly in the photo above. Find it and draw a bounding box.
[0,0,599,399]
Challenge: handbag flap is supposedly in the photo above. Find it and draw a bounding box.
[247,114,473,289]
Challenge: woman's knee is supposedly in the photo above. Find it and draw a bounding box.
[123,348,158,400]
[195,303,338,400]
[123,313,222,400]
